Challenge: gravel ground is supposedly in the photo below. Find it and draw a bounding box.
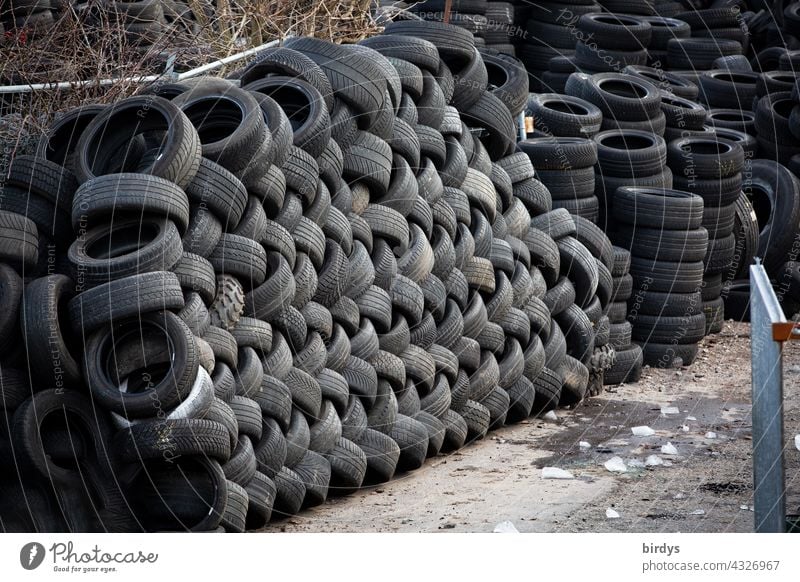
[263,321,800,533]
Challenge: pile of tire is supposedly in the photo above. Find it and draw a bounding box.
[612,186,708,367]
[519,136,600,223]
[517,0,602,92]
[0,20,634,531]
[573,12,651,74]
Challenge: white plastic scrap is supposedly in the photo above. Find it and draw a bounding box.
[661,406,680,415]
[686,416,697,421]
[579,441,591,449]
[795,435,800,451]
[631,426,655,437]
[645,455,664,466]
[542,467,574,480]
[543,410,558,422]
[493,521,519,533]
[690,509,705,516]
[606,508,620,519]
[681,425,690,432]
[705,431,717,439]
[604,456,627,473]
[661,442,678,455]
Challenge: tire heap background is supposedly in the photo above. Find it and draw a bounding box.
[394,0,800,328]
[3,0,800,532]
[0,20,630,531]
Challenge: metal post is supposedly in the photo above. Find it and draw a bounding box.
[749,262,787,533]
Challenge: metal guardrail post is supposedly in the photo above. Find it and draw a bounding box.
[750,262,787,533]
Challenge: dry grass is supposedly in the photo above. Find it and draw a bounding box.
[0,0,379,157]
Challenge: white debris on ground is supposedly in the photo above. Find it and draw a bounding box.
[604,457,627,473]
[579,441,591,449]
[627,459,645,469]
[705,431,717,439]
[543,411,558,422]
[686,416,697,421]
[661,442,679,455]
[542,467,574,480]
[690,509,706,516]
[606,508,620,519]
[660,406,680,415]
[795,435,800,451]
[645,455,664,466]
[632,426,655,437]
[681,425,690,432]
[493,521,519,533]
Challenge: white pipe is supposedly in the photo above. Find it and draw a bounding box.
[176,37,284,80]
[0,75,163,94]
[0,36,287,95]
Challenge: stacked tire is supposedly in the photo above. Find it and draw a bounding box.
[592,126,672,233]
[574,12,651,74]
[612,186,708,368]
[605,246,642,384]
[519,136,600,222]
[518,0,601,92]
[668,135,745,334]
[484,1,516,54]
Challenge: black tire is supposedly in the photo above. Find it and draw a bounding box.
[577,13,652,50]
[85,311,198,419]
[285,37,387,130]
[613,225,708,262]
[604,344,643,384]
[325,438,367,493]
[69,270,184,334]
[356,428,400,483]
[531,366,562,415]
[667,135,744,181]
[558,236,599,307]
[568,72,661,122]
[667,38,742,70]
[593,129,667,178]
[640,341,699,367]
[744,159,800,274]
[75,95,200,188]
[68,217,183,287]
[479,48,529,116]
[612,187,703,230]
[629,256,704,293]
[527,93,602,138]
[0,211,38,269]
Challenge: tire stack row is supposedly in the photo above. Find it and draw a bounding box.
[604,246,643,384]
[612,186,708,367]
[519,136,600,223]
[573,12,651,75]
[406,0,490,46]
[518,0,601,92]
[484,1,516,55]
[667,135,745,335]
[674,7,750,56]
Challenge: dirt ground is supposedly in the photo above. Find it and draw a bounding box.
[265,322,800,533]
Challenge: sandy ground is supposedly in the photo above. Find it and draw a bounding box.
[264,322,800,533]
